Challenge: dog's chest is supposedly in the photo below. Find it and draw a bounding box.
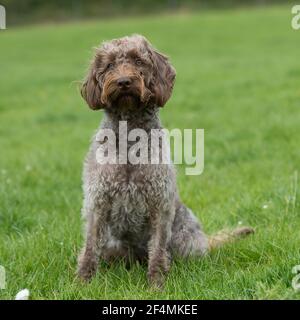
[107,175,152,241]
[109,184,149,237]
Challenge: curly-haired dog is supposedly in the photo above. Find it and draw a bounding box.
[77,35,254,287]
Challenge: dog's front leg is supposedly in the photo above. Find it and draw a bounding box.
[147,205,175,289]
[77,201,110,281]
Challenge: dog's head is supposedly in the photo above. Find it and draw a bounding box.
[81,35,176,110]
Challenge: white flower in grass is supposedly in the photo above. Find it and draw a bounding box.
[238,221,243,225]
[15,289,30,300]
[262,204,268,209]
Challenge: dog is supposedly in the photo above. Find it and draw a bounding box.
[77,34,254,288]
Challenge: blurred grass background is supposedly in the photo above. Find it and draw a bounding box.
[0,2,300,299]
[1,0,297,25]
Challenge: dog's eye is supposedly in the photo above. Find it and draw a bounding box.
[135,59,142,66]
[107,63,114,70]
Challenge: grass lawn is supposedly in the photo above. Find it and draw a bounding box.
[0,5,300,300]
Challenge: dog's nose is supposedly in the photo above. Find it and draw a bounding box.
[117,77,132,89]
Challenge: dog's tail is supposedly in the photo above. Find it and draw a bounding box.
[208,226,254,250]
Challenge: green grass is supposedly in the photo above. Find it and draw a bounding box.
[1,5,300,300]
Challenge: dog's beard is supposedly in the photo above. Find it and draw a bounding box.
[105,86,142,110]
[115,93,139,108]
[102,79,151,110]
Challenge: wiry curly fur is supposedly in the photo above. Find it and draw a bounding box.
[77,35,254,288]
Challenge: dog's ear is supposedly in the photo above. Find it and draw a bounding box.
[147,44,176,107]
[81,57,104,110]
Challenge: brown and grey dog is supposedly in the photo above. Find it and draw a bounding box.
[77,34,254,287]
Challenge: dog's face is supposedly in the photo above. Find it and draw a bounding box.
[81,35,176,110]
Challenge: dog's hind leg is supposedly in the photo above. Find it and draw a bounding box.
[171,203,209,257]
[171,202,254,257]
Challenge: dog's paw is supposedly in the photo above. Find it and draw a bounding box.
[148,270,165,291]
[76,261,98,282]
